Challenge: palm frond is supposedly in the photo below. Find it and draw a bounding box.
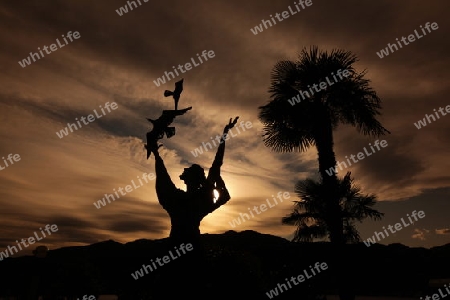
[258,46,390,154]
[284,172,384,243]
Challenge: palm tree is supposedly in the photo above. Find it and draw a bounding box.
[282,172,384,243]
[258,46,389,300]
[258,46,389,243]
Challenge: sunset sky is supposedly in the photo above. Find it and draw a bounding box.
[0,0,449,256]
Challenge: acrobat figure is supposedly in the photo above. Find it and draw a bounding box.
[145,107,192,159]
[145,78,190,159]
[147,117,239,245]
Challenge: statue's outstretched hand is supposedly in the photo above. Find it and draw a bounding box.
[223,116,239,134]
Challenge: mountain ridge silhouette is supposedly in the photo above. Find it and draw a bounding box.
[1,230,449,299]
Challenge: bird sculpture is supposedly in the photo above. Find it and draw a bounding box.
[164,78,183,110]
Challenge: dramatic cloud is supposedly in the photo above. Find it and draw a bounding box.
[0,0,449,251]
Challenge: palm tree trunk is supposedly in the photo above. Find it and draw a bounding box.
[313,115,355,300]
[312,112,343,245]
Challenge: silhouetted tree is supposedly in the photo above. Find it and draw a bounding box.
[258,46,389,300]
[282,172,384,243]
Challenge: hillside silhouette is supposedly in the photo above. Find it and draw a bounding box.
[1,230,449,299]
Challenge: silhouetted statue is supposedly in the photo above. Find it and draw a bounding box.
[145,79,237,248]
[147,117,238,245]
[144,80,238,297]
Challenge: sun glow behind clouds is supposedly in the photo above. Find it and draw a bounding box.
[213,189,219,203]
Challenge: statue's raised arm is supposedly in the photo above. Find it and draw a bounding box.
[207,116,239,182]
